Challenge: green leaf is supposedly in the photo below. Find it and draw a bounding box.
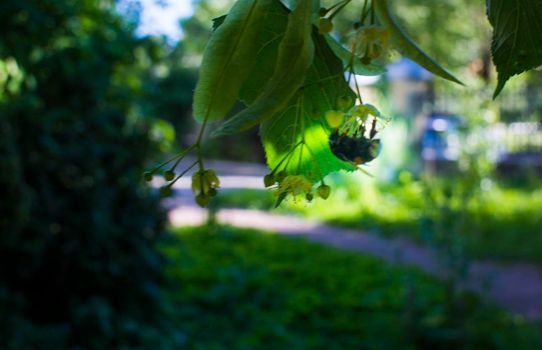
[487,0,542,98]
[192,0,273,123]
[211,1,290,106]
[212,0,316,137]
[261,99,355,184]
[303,32,357,121]
[324,35,387,76]
[373,0,463,85]
[260,31,357,183]
[238,1,291,104]
[211,15,227,31]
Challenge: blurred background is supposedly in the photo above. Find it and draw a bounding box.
[1,0,541,349]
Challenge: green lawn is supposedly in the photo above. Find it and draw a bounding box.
[161,226,541,349]
[212,178,542,264]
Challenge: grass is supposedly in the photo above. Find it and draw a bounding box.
[161,226,542,349]
[210,175,542,264]
[212,188,276,210]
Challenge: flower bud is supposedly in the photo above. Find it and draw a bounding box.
[159,186,173,198]
[164,170,175,181]
[195,193,210,207]
[318,18,333,34]
[203,169,220,188]
[318,7,328,17]
[191,171,201,193]
[264,174,275,187]
[337,95,353,111]
[143,171,153,182]
[325,110,345,129]
[317,184,331,199]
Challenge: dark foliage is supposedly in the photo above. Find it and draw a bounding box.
[165,226,542,350]
[0,0,178,348]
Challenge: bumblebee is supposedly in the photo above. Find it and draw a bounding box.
[329,117,382,165]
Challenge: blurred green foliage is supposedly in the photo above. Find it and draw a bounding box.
[0,0,189,348]
[164,226,542,349]
[179,0,235,63]
[142,40,198,144]
[1,0,540,348]
[215,175,542,264]
[213,189,276,210]
[292,174,542,264]
[329,0,489,72]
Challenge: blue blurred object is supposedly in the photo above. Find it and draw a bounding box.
[387,58,433,81]
[421,113,463,161]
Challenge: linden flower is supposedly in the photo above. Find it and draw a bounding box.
[360,26,390,45]
[357,25,390,59]
[278,175,312,196]
[325,110,345,128]
[191,169,220,207]
[350,103,381,121]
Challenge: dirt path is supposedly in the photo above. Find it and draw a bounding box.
[168,205,542,320]
[159,158,542,320]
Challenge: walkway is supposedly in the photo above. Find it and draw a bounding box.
[160,158,542,320]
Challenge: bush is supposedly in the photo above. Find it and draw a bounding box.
[0,1,178,348]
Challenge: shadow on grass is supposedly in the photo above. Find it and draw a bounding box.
[161,225,542,349]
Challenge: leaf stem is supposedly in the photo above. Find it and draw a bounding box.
[359,0,369,24]
[329,0,352,20]
[149,145,196,173]
[296,94,305,173]
[326,0,348,14]
[194,113,211,171]
[167,160,199,187]
[353,71,363,105]
[168,144,196,172]
[299,73,342,89]
[370,0,375,25]
[371,1,375,24]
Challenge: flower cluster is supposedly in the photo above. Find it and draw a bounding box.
[191,169,220,207]
[325,103,381,134]
[143,144,221,208]
[264,172,331,206]
[355,25,390,64]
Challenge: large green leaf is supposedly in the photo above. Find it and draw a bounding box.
[192,0,273,123]
[238,1,291,104]
[210,2,290,105]
[212,0,316,137]
[373,0,463,85]
[487,0,542,98]
[303,32,357,121]
[260,32,357,182]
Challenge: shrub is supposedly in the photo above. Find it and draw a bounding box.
[0,0,177,348]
